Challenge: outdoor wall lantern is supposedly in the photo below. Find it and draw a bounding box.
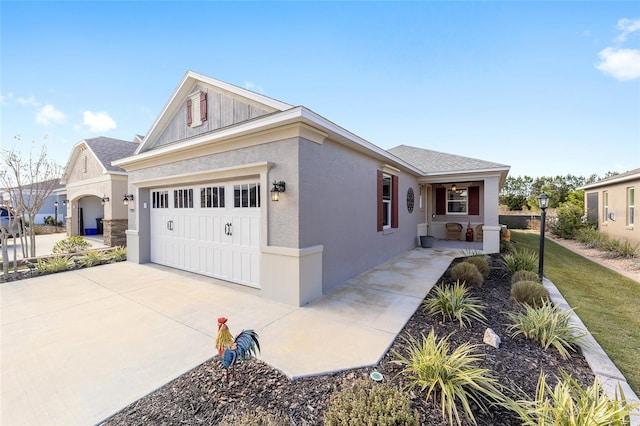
[123,194,134,206]
[62,200,68,206]
[451,183,457,192]
[271,181,286,202]
[101,196,110,206]
[537,193,549,281]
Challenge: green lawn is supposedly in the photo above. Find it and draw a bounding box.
[510,230,640,394]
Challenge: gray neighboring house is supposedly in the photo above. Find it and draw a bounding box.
[114,71,509,306]
[61,137,139,246]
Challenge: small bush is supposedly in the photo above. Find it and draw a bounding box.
[511,270,540,285]
[77,251,105,268]
[35,255,72,273]
[450,262,483,288]
[324,378,419,426]
[511,281,550,307]
[52,236,91,254]
[551,203,585,239]
[422,281,486,328]
[504,371,640,425]
[463,256,490,277]
[506,301,583,359]
[502,249,538,274]
[500,240,516,255]
[600,238,639,258]
[393,329,504,426]
[109,246,127,262]
[219,407,290,426]
[574,227,603,248]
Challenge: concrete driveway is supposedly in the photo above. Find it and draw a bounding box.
[1,246,460,425]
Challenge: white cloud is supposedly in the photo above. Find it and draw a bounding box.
[596,47,640,81]
[17,95,39,106]
[244,81,265,94]
[616,18,640,42]
[36,104,67,125]
[0,92,14,104]
[82,111,117,132]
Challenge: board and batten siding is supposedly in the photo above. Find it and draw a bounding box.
[154,84,276,148]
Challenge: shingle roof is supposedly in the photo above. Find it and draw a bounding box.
[387,145,509,174]
[84,137,139,173]
[580,168,640,190]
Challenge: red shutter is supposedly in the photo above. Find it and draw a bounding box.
[200,92,207,122]
[391,175,398,228]
[469,186,480,215]
[436,187,446,215]
[186,98,192,126]
[377,170,383,232]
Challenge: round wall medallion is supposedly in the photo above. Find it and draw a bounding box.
[407,187,415,213]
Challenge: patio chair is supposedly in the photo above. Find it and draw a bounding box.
[445,223,462,240]
[475,224,483,242]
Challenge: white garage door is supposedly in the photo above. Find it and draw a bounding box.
[150,181,261,288]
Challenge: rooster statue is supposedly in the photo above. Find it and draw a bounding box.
[215,317,260,377]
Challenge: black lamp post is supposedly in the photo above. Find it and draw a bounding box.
[537,193,549,281]
[54,200,59,228]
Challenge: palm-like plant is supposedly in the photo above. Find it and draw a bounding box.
[393,329,504,426]
[422,281,486,328]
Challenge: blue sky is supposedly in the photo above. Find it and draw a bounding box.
[1,1,639,179]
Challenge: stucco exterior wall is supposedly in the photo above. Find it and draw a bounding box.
[66,148,104,183]
[298,138,420,294]
[586,180,638,244]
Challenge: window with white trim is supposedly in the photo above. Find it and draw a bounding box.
[152,190,169,209]
[447,188,468,214]
[382,175,392,229]
[201,186,225,208]
[603,191,609,223]
[234,183,260,208]
[628,187,635,226]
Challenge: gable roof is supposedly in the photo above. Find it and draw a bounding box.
[135,70,293,155]
[580,168,640,190]
[61,136,138,183]
[387,145,510,175]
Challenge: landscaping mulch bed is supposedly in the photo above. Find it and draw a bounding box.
[102,254,594,425]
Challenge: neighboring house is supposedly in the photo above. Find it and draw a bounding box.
[2,179,66,225]
[114,71,509,306]
[580,168,638,244]
[61,137,139,246]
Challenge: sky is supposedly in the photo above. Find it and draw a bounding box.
[1,1,639,179]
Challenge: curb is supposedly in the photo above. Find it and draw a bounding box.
[543,277,640,425]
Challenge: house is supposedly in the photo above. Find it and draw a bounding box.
[114,71,509,306]
[61,137,139,246]
[2,179,66,226]
[580,169,638,243]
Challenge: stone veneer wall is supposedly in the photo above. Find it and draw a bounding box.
[103,219,128,247]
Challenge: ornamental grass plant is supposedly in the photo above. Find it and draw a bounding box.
[450,262,483,288]
[392,329,504,426]
[502,249,538,274]
[511,280,550,308]
[463,256,490,278]
[511,270,540,285]
[422,281,486,328]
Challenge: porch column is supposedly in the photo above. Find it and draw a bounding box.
[483,176,500,253]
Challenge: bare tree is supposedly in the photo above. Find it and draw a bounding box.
[1,137,63,258]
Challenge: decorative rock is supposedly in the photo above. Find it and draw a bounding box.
[483,328,501,348]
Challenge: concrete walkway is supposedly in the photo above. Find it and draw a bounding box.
[0,246,460,426]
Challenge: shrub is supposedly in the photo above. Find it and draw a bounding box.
[219,407,290,426]
[324,378,419,426]
[109,246,127,262]
[463,256,490,277]
[574,227,603,249]
[77,250,105,268]
[52,236,91,254]
[35,255,72,273]
[504,371,639,425]
[550,203,585,239]
[511,281,550,307]
[450,262,483,288]
[500,240,516,255]
[600,238,639,258]
[422,281,486,328]
[506,301,583,359]
[502,249,538,274]
[393,329,504,426]
[511,270,540,285]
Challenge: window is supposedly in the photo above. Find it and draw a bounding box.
[377,170,398,231]
[152,190,169,209]
[447,188,468,214]
[234,183,260,208]
[628,187,635,226]
[173,188,193,209]
[201,186,225,208]
[603,191,609,223]
[186,91,207,127]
